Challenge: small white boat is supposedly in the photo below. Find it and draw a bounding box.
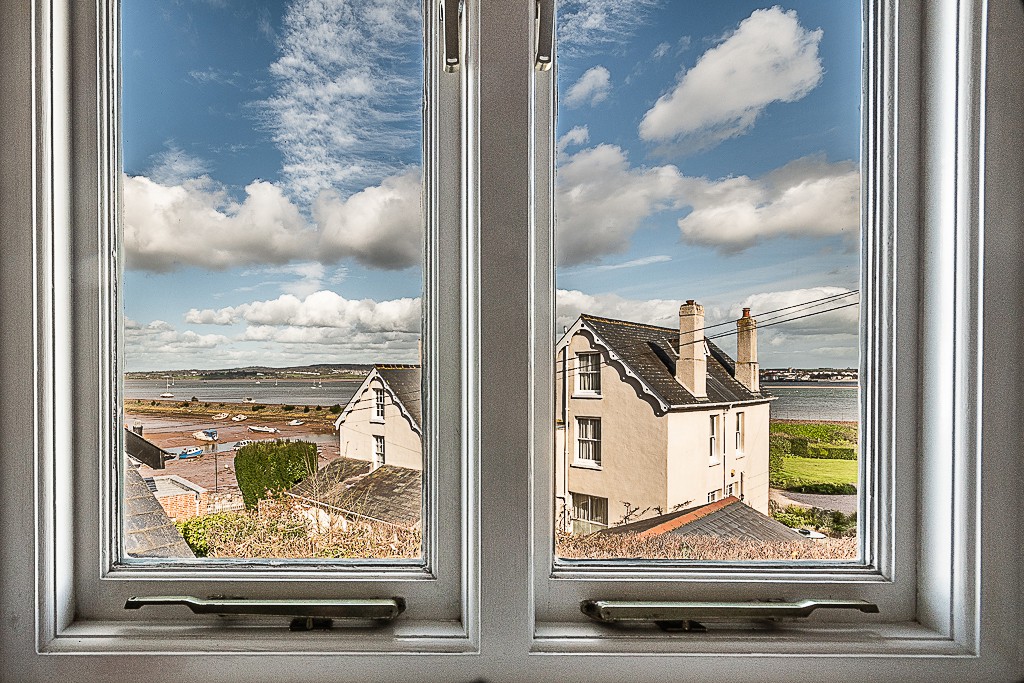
[287,419,305,426]
[231,414,247,422]
[211,413,229,420]
[248,425,279,434]
[160,392,174,398]
[241,397,256,404]
[178,446,202,459]
[191,429,218,442]
[233,439,253,448]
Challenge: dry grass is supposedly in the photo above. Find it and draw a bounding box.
[202,499,420,559]
[556,533,858,561]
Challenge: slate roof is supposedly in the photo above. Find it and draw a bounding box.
[599,496,806,543]
[123,464,195,558]
[125,427,170,470]
[287,457,421,529]
[375,365,421,430]
[579,314,769,407]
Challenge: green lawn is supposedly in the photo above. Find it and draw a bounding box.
[779,456,858,485]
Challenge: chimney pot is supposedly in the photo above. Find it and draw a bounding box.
[742,307,751,318]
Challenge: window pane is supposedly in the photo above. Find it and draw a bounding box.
[554,1,860,560]
[121,0,425,561]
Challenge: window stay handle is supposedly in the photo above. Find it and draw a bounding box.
[125,595,406,630]
[535,0,554,71]
[442,0,462,72]
[581,599,878,632]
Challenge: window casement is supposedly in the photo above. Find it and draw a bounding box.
[726,483,735,497]
[707,490,720,504]
[570,492,608,535]
[373,387,386,422]
[4,0,1024,681]
[709,414,720,464]
[575,351,601,395]
[574,417,601,468]
[735,411,745,455]
[373,435,386,468]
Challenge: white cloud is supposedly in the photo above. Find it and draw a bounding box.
[123,175,312,271]
[262,0,421,202]
[185,290,420,334]
[315,168,422,270]
[556,289,680,332]
[651,42,671,60]
[732,287,859,338]
[676,155,860,252]
[557,126,590,153]
[639,6,823,150]
[147,144,210,185]
[586,255,671,272]
[557,0,662,57]
[125,318,231,355]
[555,144,684,266]
[564,66,611,108]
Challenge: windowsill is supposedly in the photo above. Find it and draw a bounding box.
[709,459,721,467]
[370,417,385,424]
[571,392,601,399]
[571,459,602,470]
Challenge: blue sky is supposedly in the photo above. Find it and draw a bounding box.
[123,0,861,371]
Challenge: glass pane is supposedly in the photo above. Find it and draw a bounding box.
[554,1,861,561]
[121,0,424,561]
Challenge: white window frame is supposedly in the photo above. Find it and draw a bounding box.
[573,417,601,468]
[709,414,720,464]
[574,351,601,395]
[3,0,1024,681]
[570,492,608,534]
[735,411,745,455]
[373,434,386,468]
[373,386,386,422]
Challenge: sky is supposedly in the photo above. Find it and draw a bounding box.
[122,0,861,371]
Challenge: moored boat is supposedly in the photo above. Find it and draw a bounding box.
[191,428,218,442]
[178,446,202,458]
[160,392,174,398]
[231,414,247,421]
[248,425,279,434]
[287,419,304,426]
[211,412,229,420]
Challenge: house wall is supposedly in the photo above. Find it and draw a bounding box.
[156,491,207,522]
[562,334,668,527]
[666,402,771,516]
[338,376,423,471]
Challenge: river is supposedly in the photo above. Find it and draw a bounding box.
[765,384,859,422]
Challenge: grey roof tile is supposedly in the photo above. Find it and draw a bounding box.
[123,465,194,558]
[287,457,421,529]
[375,365,421,430]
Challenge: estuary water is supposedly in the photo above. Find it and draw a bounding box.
[765,384,859,422]
[124,379,361,408]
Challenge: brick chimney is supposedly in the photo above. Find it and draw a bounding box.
[677,300,707,399]
[735,307,759,393]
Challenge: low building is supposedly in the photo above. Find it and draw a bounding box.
[334,364,422,471]
[556,301,773,533]
[143,474,208,522]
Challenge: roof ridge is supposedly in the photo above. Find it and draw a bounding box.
[374,363,421,370]
[636,496,740,538]
[581,313,676,334]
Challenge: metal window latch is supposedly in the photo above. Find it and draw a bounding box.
[535,0,554,71]
[442,0,462,72]
[581,599,879,632]
[125,596,406,631]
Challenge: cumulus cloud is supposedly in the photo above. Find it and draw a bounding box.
[639,6,823,150]
[651,42,671,60]
[556,289,680,332]
[564,66,611,108]
[262,0,421,202]
[734,287,859,336]
[558,0,661,57]
[123,168,422,272]
[676,155,860,252]
[124,318,231,355]
[315,168,422,269]
[557,126,590,153]
[555,144,684,266]
[185,290,420,333]
[123,175,311,271]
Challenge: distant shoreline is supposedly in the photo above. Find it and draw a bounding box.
[762,381,858,388]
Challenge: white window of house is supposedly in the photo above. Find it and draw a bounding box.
[709,414,719,464]
[575,417,601,467]
[374,435,386,467]
[735,411,745,454]
[576,352,600,394]
[374,387,386,421]
[707,489,720,504]
[726,483,735,497]
[571,492,608,534]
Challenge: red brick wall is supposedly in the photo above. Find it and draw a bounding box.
[158,492,208,521]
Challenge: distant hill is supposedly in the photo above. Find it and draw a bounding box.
[125,363,374,380]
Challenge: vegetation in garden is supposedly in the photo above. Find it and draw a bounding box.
[233,440,318,509]
[556,532,857,561]
[769,502,858,538]
[770,420,859,494]
[175,499,420,559]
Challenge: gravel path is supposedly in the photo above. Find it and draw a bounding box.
[771,488,858,514]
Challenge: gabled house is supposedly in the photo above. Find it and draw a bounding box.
[556,301,772,533]
[334,364,422,471]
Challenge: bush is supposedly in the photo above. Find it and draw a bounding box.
[175,512,240,557]
[282,405,294,411]
[329,403,342,414]
[303,406,310,413]
[191,396,198,402]
[784,481,857,495]
[251,404,265,411]
[790,437,809,457]
[233,440,318,509]
[770,504,858,537]
[805,443,857,460]
[770,422,858,444]
[314,405,323,411]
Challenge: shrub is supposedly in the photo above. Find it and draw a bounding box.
[191,396,198,402]
[805,443,857,460]
[150,401,156,406]
[175,512,241,557]
[770,504,858,537]
[770,422,858,444]
[282,405,294,411]
[785,481,857,495]
[329,404,342,414]
[303,406,310,413]
[233,440,318,509]
[790,437,809,457]
[314,405,323,411]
